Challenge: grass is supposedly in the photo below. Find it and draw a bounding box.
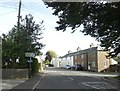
[114,76,120,80]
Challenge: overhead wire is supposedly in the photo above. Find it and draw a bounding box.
[21,3,57,31]
[0,10,17,16]
[20,5,79,46]
[0,1,57,23]
[0,1,18,15]
[0,0,80,50]
[22,3,57,21]
[0,0,57,31]
[21,4,43,21]
[0,2,18,5]
[0,1,18,9]
[0,5,18,9]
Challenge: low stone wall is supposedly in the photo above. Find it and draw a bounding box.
[2,69,28,79]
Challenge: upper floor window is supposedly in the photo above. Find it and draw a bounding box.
[67,57,70,60]
[81,54,84,58]
[92,62,96,67]
[104,60,108,68]
[70,56,73,60]
[75,55,77,59]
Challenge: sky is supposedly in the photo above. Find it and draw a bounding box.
[0,0,100,57]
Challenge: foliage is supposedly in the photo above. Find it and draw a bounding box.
[2,14,45,68]
[44,2,120,58]
[31,58,40,75]
[114,56,120,63]
[43,60,50,64]
[45,50,57,62]
[114,76,120,80]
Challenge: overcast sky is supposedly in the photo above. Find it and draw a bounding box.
[0,0,99,57]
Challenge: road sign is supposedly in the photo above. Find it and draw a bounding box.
[25,52,35,57]
[27,60,33,63]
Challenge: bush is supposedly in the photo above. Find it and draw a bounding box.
[31,58,40,75]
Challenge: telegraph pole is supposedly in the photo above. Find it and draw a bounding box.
[17,0,22,31]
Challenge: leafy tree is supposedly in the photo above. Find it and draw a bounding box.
[2,14,45,68]
[44,2,120,58]
[114,56,120,64]
[43,60,50,65]
[45,50,57,62]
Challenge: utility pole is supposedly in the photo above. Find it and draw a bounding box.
[17,0,22,31]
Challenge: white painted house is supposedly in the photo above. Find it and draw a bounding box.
[110,58,117,65]
[60,54,74,68]
[51,58,61,67]
[35,56,43,63]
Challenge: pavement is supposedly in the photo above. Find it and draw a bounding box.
[2,79,26,89]
[1,72,44,91]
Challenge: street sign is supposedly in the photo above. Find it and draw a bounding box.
[25,52,35,57]
[27,60,33,63]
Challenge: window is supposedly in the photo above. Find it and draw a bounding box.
[92,62,96,67]
[81,54,84,58]
[75,62,77,64]
[104,60,108,68]
[75,55,77,59]
[82,62,84,67]
[71,56,73,60]
[63,58,66,60]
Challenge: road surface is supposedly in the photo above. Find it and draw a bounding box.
[33,67,118,90]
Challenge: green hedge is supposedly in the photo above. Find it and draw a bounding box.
[31,58,40,75]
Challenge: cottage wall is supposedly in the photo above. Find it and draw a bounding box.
[61,56,73,68]
[97,51,110,72]
[73,53,88,70]
[87,48,98,72]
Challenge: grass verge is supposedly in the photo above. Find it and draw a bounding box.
[114,76,120,80]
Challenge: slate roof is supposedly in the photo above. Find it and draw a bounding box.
[61,47,99,58]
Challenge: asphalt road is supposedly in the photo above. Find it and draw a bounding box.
[33,67,118,90]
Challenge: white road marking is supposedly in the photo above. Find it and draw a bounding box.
[68,77,74,80]
[32,73,45,91]
[82,82,100,89]
[82,82,115,89]
[46,71,58,72]
[62,73,65,75]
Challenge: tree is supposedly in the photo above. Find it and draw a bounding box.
[45,50,57,62]
[44,2,120,58]
[114,56,120,64]
[2,14,45,68]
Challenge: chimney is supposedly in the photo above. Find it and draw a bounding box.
[90,43,95,48]
[77,47,80,51]
[68,50,71,54]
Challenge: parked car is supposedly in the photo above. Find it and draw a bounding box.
[71,64,84,70]
[48,64,54,67]
[46,64,54,67]
[65,65,71,69]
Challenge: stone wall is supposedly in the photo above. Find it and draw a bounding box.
[2,69,28,79]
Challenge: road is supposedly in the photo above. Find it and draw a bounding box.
[33,67,118,90]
